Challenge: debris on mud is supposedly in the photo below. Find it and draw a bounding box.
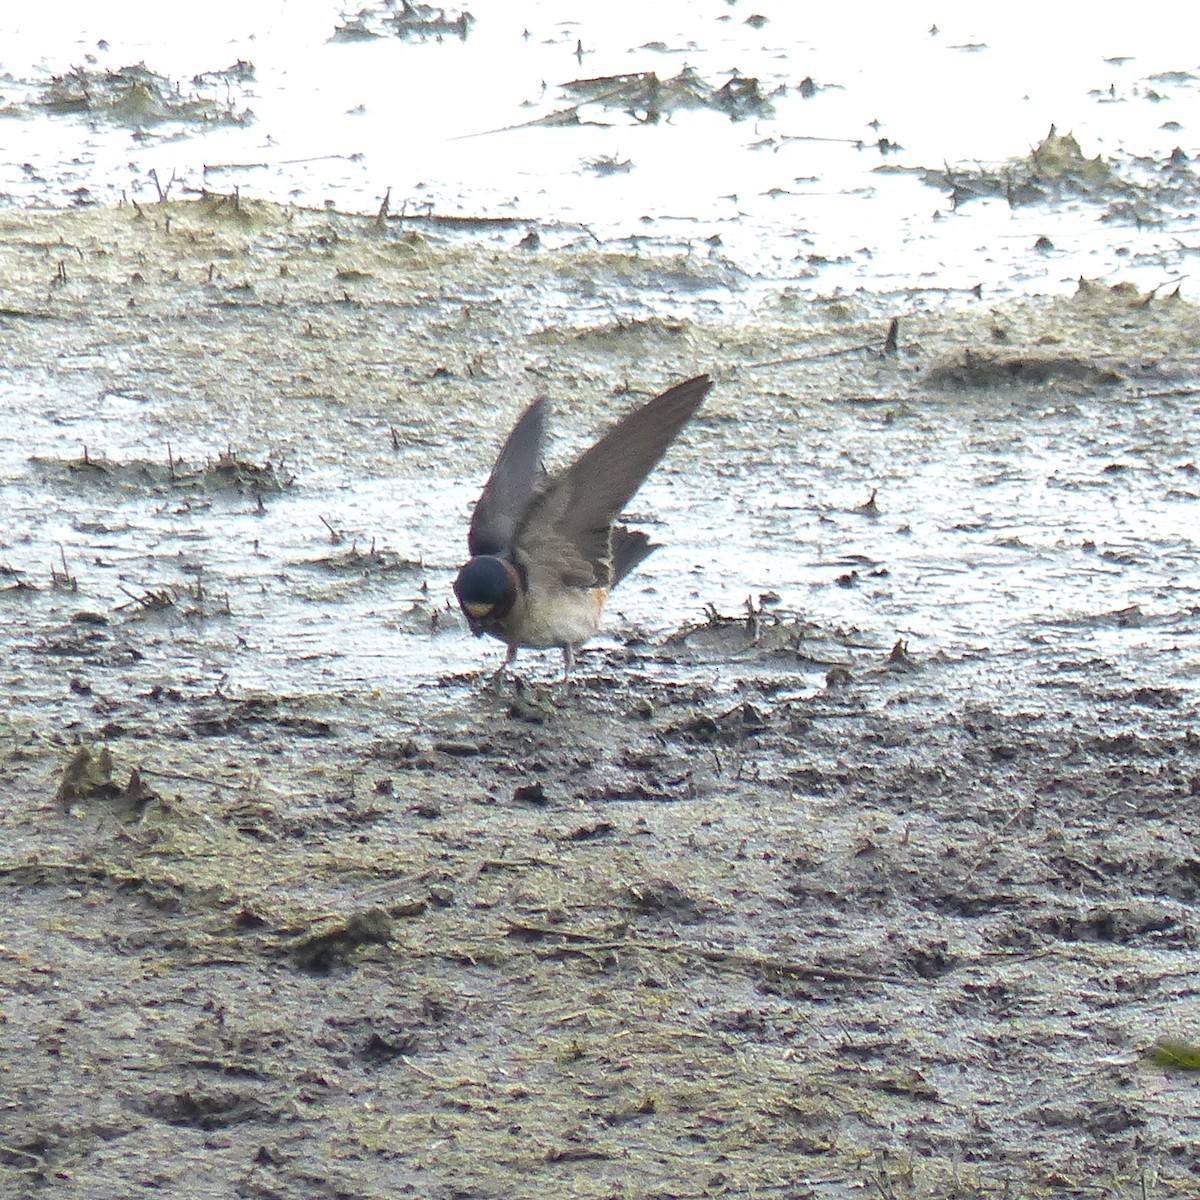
[203,448,293,495]
[1154,1040,1200,1070]
[302,541,423,576]
[115,583,176,613]
[290,907,395,972]
[918,123,1200,228]
[191,695,336,739]
[925,349,1123,389]
[924,126,1124,207]
[55,743,157,816]
[0,562,34,594]
[560,67,776,123]
[331,2,474,43]
[30,446,293,497]
[30,61,255,129]
[582,154,634,176]
[495,66,778,134]
[1074,276,1179,308]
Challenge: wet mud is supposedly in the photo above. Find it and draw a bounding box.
[2,197,1199,1198]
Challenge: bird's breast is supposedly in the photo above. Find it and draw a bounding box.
[490,582,608,650]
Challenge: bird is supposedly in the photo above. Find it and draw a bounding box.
[453,374,713,677]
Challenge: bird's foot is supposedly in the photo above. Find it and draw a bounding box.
[483,647,518,694]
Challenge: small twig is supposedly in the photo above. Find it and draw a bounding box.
[883,316,899,355]
[140,764,249,788]
[742,341,882,370]
[116,583,175,611]
[275,152,364,166]
[149,166,176,203]
[510,924,910,985]
[0,307,55,320]
[506,918,627,943]
[962,801,1034,881]
[0,1143,45,1167]
[855,487,880,517]
[401,1056,439,1081]
[52,545,77,591]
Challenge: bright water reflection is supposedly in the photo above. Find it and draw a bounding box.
[2,2,1198,296]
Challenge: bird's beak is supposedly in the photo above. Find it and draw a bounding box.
[464,602,493,618]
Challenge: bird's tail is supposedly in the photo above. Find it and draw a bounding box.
[611,526,659,586]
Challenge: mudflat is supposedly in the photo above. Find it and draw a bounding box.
[1,197,1198,1198]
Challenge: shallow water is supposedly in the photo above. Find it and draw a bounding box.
[3,2,1199,297]
[3,275,1198,712]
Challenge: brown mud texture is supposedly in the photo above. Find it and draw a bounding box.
[1,198,1199,1199]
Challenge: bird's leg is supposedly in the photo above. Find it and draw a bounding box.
[486,645,518,691]
[559,643,575,694]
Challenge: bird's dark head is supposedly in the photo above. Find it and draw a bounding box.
[453,555,517,627]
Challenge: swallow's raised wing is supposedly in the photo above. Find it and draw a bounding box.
[511,375,712,588]
[467,397,547,558]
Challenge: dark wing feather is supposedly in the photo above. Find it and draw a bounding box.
[513,375,712,586]
[467,398,547,557]
[611,525,658,585]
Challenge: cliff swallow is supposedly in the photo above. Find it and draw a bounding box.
[454,374,712,676]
